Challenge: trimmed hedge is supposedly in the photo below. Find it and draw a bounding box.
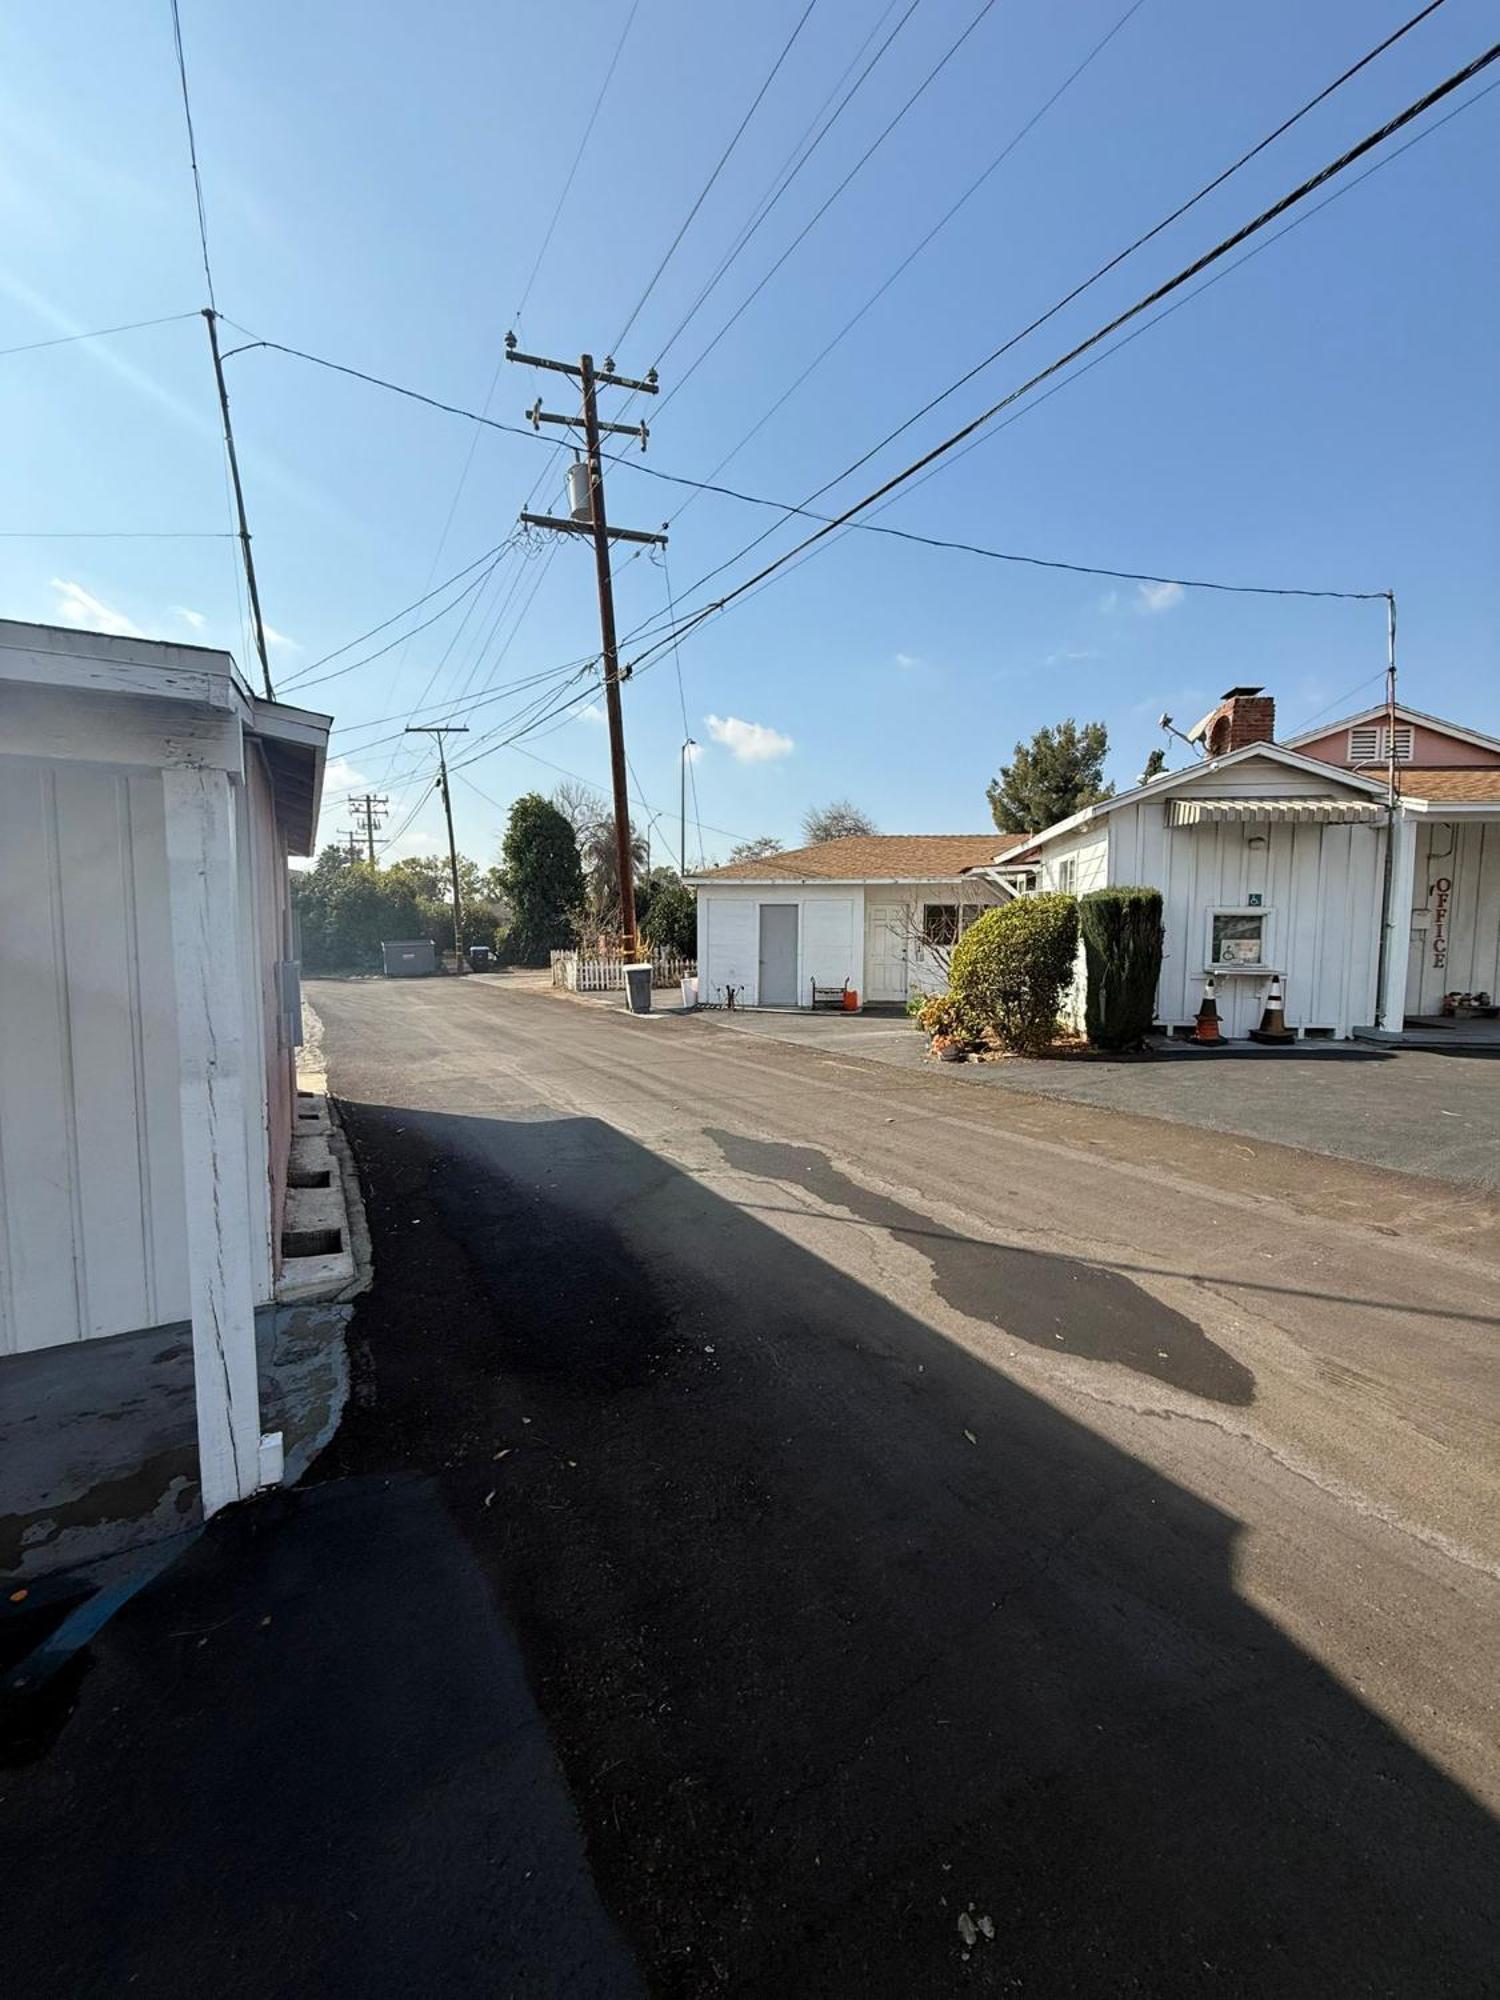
[1080,886,1164,1051]
[949,894,1078,1054]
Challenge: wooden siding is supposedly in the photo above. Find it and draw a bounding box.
[1108,798,1384,1037]
[0,762,189,1352]
[1407,820,1500,1015]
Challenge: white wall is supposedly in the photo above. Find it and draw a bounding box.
[1035,830,1108,1030]
[697,884,864,1008]
[1407,819,1500,1015]
[0,760,190,1352]
[1107,797,1384,1037]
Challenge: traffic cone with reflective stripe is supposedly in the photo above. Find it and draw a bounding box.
[1250,973,1294,1044]
[1193,973,1222,1043]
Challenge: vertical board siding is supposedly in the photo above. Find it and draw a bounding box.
[0,761,188,1352]
[1409,821,1500,1013]
[1106,800,1383,1037]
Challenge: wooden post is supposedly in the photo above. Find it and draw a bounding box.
[163,763,264,1516]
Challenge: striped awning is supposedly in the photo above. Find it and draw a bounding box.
[1166,797,1385,827]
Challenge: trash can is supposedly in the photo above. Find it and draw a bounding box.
[624,962,653,1014]
[681,975,699,1010]
[467,944,492,971]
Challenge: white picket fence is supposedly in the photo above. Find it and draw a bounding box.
[551,949,697,994]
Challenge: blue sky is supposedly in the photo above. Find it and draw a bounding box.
[4,1,1496,867]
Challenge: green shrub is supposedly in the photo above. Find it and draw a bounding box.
[916,992,979,1046]
[1080,887,1164,1051]
[949,894,1078,1054]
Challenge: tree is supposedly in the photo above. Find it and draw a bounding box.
[500,793,585,965]
[949,895,1079,1054]
[726,835,783,864]
[579,817,648,934]
[1137,745,1168,785]
[641,879,697,957]
[550,779,608,843]
[802,799,877,845]
[987,719,1112,834]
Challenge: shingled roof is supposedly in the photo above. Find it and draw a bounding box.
[691,832,1028,883]
[1399,769,1500,803]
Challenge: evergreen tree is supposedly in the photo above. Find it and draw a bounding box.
[501,792,585,964]
[987,719,1112,834]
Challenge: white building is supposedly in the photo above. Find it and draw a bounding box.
[1014,688,1500,1042]
[690,689,1500,1044]
[689,834,1029,1009]
[0,620,331,1514]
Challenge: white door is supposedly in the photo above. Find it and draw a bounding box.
[864,902,909,1002]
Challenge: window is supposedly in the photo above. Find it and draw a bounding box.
[1210,909,1269,969]
[922,904,959,947]
[1056,856,1078,895]
[1349,723,1413,766]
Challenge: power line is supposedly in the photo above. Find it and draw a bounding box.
[282,551,511,692]
[283,537,515,679]
[0,312,201,360]
[513,0,643,324]
[657,0,1004,415]
[168,0,218,309]
[664,0,1149,512]
[642,0,924,378]
[0,529,234,539]
[648,0,1461,613]
[610,0,822,353]
[621,41,1500,679]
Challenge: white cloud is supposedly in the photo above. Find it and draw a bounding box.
[894,651,922,670]
[684,740,705,764]
[705,713,794,763]
[49,577,139,637]
[579,703,606,726]
[383,824,444,859]
[323,755,367,794]
[263,623,300,651]
[171,605,207,632]
[1136,580,1185,615]
[1044,646,1101,666]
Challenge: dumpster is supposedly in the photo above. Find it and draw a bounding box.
[381,938,436,978]
[624,962,653,1014]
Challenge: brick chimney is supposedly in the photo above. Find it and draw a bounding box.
[1195,686,1276,757]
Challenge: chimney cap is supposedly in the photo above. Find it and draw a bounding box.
[1221,684,1265,699]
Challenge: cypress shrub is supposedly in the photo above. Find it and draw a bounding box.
[1080,887,1164,1051]
[949,894,1078,1054]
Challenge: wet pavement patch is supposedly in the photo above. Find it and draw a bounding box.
[709,1130,1254,1405]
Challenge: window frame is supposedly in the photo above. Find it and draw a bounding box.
[1055,855,1078,895]
[1205,904,1275,973]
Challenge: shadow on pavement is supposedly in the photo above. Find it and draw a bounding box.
[4,1094,1496,1997]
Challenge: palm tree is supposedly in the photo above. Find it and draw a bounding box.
[580,818,648,937]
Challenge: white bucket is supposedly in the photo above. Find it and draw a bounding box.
[681,976,699,1010]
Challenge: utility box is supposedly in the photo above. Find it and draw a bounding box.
[467,944,493,971]
[382,938,436,978]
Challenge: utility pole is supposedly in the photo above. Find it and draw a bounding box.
[1374,589,1401,1029]
[404,726,470,972]
[504,334,666,959]
[202,308,275,702]
[680,737,696,878]
[348,791,388,865]
[343,829,361,864]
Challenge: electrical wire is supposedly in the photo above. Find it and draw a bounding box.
[168,0,218,309]
[513,0,643,326]
[620,42,1500,679]
[280,537,515,681]
[610,0,822,353]
[656,0,1005,416]
[0,312,201,360]
[664,0,1149,514]
[0,529,234,539]
[641,0,924,378]
[282,552,511,692]
[645,0,1461,610]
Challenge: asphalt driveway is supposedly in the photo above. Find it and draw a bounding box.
[5,975,1497,1996]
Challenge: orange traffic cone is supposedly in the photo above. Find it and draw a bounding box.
[1250,974,1295,1044]
[1193,973,1222,1043]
